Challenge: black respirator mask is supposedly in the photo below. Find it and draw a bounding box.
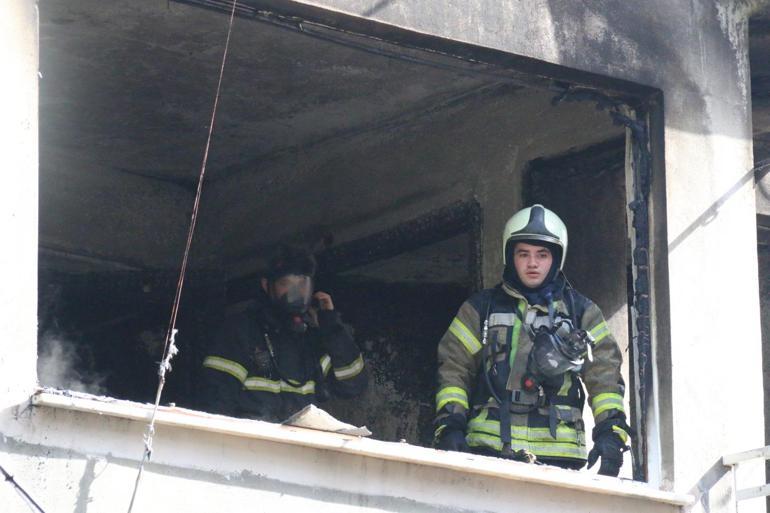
[270,274,313,333]
[523,319,594,390]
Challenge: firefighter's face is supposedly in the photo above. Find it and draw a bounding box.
[263,274,313,313]
[513,242,553,288]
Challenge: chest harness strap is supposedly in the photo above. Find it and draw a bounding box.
[481,289,535,461]
[262,330,318,389]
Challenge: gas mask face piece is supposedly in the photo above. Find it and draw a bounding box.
[525,319,594,389]
[270,274,313,333]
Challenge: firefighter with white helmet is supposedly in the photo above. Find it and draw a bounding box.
[434,205,630,475]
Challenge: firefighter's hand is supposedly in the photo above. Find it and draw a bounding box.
[437,429,469,452]
[313,291,335,311]
[587,417,630,477]
[434,413,469,453]
[587,432,626,476]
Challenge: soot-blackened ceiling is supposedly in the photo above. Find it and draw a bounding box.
[40,0,497,189]
[39,0,507,279]
[38,0,630,280]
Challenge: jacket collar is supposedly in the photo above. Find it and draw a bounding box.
[500,282,569,316]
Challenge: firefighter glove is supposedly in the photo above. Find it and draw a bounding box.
[586,415,631,477]
[434,413,469,453]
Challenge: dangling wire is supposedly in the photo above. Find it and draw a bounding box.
[1,463,47,513]
[126,1,238,511]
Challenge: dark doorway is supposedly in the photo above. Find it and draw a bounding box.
[525,136,635,473]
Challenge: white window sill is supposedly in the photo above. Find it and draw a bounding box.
[31,389,691,507]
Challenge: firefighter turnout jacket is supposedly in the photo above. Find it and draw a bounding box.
[435,281,625,467]
[201,302,367,421]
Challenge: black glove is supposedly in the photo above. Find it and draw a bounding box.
[434,413,469,452]
[586,415,632,477]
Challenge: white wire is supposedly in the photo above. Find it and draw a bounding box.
[126,1,239,511]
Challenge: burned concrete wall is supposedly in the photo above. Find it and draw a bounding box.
[322,280,469,445]
[38,2,208,271]
[38,158,195,270]
[37,269,226,405]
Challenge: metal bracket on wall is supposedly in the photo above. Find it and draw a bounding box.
[552,86,654,483]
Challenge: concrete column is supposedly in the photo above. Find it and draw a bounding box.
[661,121,764,511]
[654,7,764,512]
[0,0,39,410]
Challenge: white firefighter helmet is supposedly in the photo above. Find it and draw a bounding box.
[502,204,568,270]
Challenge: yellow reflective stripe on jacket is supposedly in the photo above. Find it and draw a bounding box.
[203,356,248,383]
[589,321,611,343]
[613,425,629,443]
[333,354,364,380]
[436,386,469,412]
[592,392,625,416]
[558,372,573,396]
[467,417,583,444]
[320,354,332,377]
[466,433,587,459]
[449,317,482,355]
[243,376,316,395]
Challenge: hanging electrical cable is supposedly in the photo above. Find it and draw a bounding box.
[126,1,239,511]
[1,463,48,513]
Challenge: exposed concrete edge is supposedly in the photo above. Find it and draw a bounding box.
[178,0,660,98]
[30,389,692,507]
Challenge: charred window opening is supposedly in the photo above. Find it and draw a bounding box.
[37,0,657,474]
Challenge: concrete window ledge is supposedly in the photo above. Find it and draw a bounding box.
[31,389,691,508]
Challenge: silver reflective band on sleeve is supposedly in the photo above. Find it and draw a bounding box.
[333,354,365,380]
[203,356,248,383]
[320,354,332,376]
[488,313,518,327]
[449,317,482,355]
[243,376,316,395]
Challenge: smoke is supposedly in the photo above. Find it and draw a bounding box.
[37,333,107,396]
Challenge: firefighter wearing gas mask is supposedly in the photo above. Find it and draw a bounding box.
[200,246,367,422]
[434,205,630,476]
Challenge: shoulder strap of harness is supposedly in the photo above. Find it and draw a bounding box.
[480,286,519,456]
[565,285,589,329]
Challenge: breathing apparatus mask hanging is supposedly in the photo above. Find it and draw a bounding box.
[270,274,314,333]
[523,305,594,391]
